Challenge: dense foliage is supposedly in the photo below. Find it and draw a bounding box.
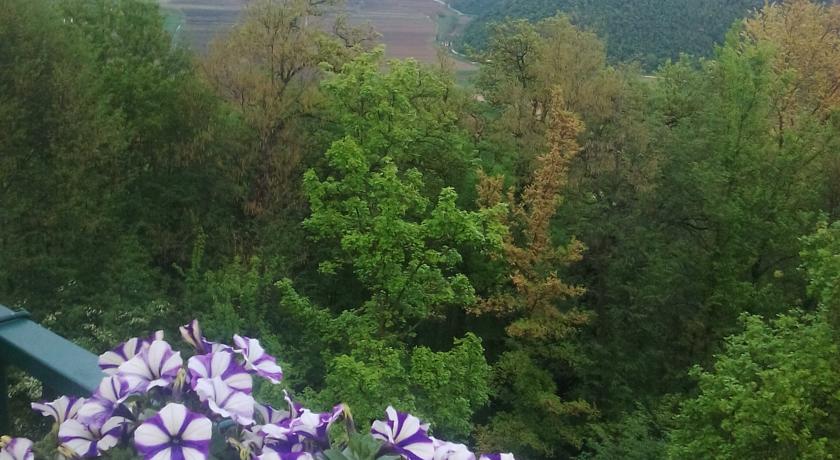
[450,0,829,69]
[4,0,840,458]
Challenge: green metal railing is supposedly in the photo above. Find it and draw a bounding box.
[0,305,103,433]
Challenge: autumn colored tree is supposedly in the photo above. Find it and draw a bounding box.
[474,15,621,175]
[203,0,373,215]
[473,95,595,459]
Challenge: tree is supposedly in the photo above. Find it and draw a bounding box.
[278,135,504,438]
[473,14,621,185]
[203,0,371,215]
[667,311,840,459]
[320,51,476,197]
[0,0,124,313]
[473,96,594,458]
[56,0,243,272]
[303,137,503,337]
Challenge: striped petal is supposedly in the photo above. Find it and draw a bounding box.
[371,407,434,460]
[187,350,252,393]
[289,404,345,446]
[134,403,211,460]
[117,340,183,392]
[179,320,208,353]
[431,439,475,460]
[194,376,255,425]
[76,376,136,427]
[58,416,127,458]
[0,438,34,460]
[98,337,144,375]
[478,454,514,460]
[233,335,283,383]
[30,396,84,425]
[255,402,290,425]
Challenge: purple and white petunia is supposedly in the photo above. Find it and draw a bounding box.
[371,407,435,460]
[233,335,283,383]
[178,320,213,354]
[431,439,476,460]
[259,422,300,452]
[134,403,211,460]
[187,349,252,393]
[30,395,85,425]
[117,340,183,392]
[0,437,34,460]
[194,376,255,425]
[258,447,314,460]
[76,375,136,428]
[58,416,127,457]
[284,390,303,418]
[289,404,346,445]
[98,331,164,374]
[255,402,291,426]
[478,454,515,460]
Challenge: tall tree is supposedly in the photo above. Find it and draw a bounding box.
[473,95,594,459]
[203,0,371,216]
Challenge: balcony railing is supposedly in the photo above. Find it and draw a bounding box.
[0,305,103,433]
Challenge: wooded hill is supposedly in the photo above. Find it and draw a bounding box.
[452,0,779,68]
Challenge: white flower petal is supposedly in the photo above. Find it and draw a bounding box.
[396,414,421,443]
[150,447,173,460]
[159,403,187,435]
[181,416,212,442]
[182,447,206,460]
[134,423,170,447]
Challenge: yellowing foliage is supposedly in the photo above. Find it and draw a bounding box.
[475,91,587,341]
[745,0,840,120]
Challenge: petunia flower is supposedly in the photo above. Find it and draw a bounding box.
[134,403,211,460]
[58,416,127,458]
[431,438,476,460]
[284,390,303,418]
[30,395,85,425]
[255,402,291,426]
[116,340,183,392]
[371,407,434,460]
[289,404,346,446]
[178,320,211,354]
[0,437,34,460]
[258,447,314,460]
[76,375,136,428]
[187,349,252,393]
[194,376,255,425]
[233,335,283,383]
[98,331,163,374]
[478,454,515,460]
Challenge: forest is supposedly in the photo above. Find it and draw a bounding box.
[3,0,840,458]
[450,0,826,69]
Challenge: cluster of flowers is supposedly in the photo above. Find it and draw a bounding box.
[0,320,515,460]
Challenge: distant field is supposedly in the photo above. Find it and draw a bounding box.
[159,0,476,71]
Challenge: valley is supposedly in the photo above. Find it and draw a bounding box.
[160,0,475,69]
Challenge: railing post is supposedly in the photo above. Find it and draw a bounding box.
[0,359,9,435]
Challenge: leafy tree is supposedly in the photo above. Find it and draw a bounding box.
[303,137,502,337]
[667,311,840,459]
[473,98,594,458]
[320,50,476,196]
[203,0,371,215]
[473,14,622,184]
[284,136,502,438]
[56,0,243,271]
[0,0,124,313]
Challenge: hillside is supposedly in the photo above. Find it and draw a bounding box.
[450,0,769,68]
